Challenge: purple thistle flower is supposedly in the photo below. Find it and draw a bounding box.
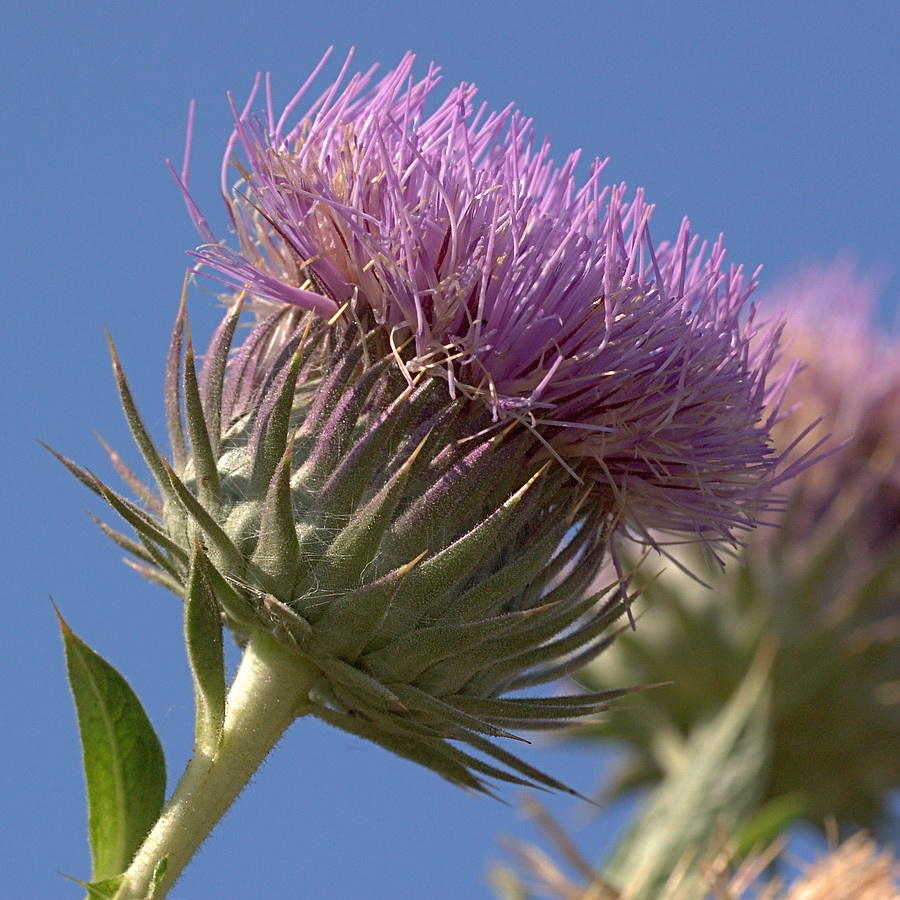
[177,50,798,553]
[763,260,900,551]
[46,54,828,898]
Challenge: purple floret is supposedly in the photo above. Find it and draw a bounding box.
[176,49,808,550]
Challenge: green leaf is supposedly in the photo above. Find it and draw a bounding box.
[57,606,166,882]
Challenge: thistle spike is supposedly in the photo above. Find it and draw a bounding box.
[251,439,300,597]
[360,607,547,684]
[182,318,222,511]
[95,434,159,511]
[105,331,179,511]
[92,475,190,567]
[309,555,425,659]
[162,461,255,588]
[248,337,305,493]
[198,296,243,452]
[165,284,188,471]
[295,433,430,599]
[184,542,226,757]
[86,512,159,567]
[387,683,527,743]
[372,464,559,647]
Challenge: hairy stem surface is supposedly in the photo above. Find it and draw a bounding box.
[114,632,318,900]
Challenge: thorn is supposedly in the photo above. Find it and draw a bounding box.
[49,596,71,634]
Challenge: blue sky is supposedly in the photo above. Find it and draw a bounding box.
[3,3,899,898]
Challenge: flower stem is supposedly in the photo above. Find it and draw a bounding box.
[114,632,319,900]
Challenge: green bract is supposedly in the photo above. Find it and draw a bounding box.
[56,299,635,795]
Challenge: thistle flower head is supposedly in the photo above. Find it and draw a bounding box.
[180,49,796,551]
[63,298,635,795]
[58,52,809,795]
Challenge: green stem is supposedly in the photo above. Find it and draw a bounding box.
[114,633,319,900]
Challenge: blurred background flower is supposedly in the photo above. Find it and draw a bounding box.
[573,259,900,833]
